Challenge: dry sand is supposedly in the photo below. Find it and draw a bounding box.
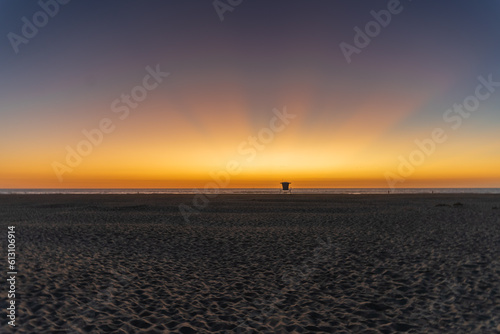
[1,194,500,333]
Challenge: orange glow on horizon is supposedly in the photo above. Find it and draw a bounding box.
[2,80,499,189]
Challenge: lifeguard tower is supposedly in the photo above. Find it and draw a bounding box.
[280,182,292,194]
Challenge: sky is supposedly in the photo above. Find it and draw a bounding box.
[1,0,500,189]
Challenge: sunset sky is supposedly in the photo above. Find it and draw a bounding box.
[1,0,500,188]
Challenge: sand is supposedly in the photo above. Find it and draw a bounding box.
[1,193,499,333]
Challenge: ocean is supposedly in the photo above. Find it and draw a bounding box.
[1,188,500,195]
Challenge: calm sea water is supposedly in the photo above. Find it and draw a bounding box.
[1,188,500,195]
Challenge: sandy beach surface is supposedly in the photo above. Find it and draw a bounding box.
[1,193,499,333]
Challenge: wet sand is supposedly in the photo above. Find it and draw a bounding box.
[1,194,499,333]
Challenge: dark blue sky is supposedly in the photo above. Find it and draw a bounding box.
[1,0,500,188]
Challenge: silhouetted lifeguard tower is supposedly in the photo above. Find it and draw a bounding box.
[280,182,292,194]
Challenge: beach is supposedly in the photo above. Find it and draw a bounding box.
[1,193,499,333]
